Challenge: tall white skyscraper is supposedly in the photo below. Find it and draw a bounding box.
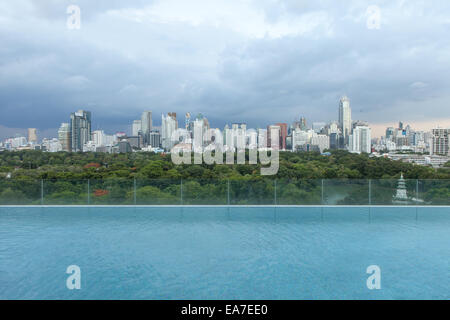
[132,120,142,136]
[349,126,371,154]
[161,113,178,151]
[58,123,71,152]
[431,128,450,155]
[141,111,152,134]
[28,128,37,144]
[339,96,352,143]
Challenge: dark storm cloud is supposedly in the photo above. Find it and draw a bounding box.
[1,0,450,138]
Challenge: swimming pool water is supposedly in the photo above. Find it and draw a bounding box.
[1,206,449,299]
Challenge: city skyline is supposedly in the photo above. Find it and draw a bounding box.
[1,1,450,138]
[1,106,450,141]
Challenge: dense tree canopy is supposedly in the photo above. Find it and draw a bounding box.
[0,150,448,205]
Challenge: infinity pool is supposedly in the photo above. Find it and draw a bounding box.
[1,206,449,300]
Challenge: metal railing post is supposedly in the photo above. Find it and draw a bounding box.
[321,179,324,205]
[227,179,230,205]
[180,179,183,205]
[416,179,419,201]
[369,179,372,206]
[41,179,44,205]
[274,179,277,205]
[134,178,137,205]
[87,179,90,205]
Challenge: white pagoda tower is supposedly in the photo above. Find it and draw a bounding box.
[393,173,409,204]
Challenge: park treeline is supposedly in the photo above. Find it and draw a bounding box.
[0,150,449,205]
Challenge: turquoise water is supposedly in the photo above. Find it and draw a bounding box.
[0,206,449,300]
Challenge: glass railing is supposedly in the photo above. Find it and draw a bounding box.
[0,179,449,206]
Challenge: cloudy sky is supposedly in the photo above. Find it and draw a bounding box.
[1,0,450,139]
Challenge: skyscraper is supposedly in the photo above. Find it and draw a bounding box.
[141,111,152,145]
[70,110,91,152]
[141,111,152,134]
[431,128,450,156]
[28,128,37,144]
[58,123,71,152]
[339,96,352,144]
[299,117,307,130]
[185,113,191,130]
[132,120,142,136]
[349,126,371,154]
[275,123,288,150]
[161,113,178,151]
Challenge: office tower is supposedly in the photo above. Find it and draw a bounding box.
[149,130,161,148]
[385,127,395,140]
[339,96,352,143]
[168,112,177,126]
[28,128,37,144]
[431,128,450,155]
[140,111,152,145]
[117,140,132,153]
[311,134,330,153]
[161,113,178,151]
[275,123,288,150]
[132,120,142,137]
[329,133,339,150]
[300,117,307,130]
[58,123,71,152]
[349,126,372,154]
[267,125,281,149]
[141,111,152,133]
[70,110,91,152]
[185,113,191,130]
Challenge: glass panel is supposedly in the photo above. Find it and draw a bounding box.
[136,179,180,205]
[323,179,369,205]
[276,179,322,205]
[421,179,450,205]
[0,178,41,205]
[182,179,227,205]
[43,180,88,205]
[0,178,448,206]
[89,179,134,205]
[230,179,274,205]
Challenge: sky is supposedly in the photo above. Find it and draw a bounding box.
[1,0,450,139]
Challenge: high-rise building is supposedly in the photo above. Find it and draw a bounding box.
[339,96,352,144]
[141,111,152,133]
[267,125,281,149]
[275,123,288,150]
[132,120,142,137]
[140,111,152,145]
[431,128,450,156]
[349,126,371,154]
[386,127,395,140]
[311,134,330,153]
[28,128,37,144]
[149,130,161,148]
[70,110,91,152]
[300,117,307,130]
[161,113,178,151]
[58,123,71,152]
[185,113,191,130]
